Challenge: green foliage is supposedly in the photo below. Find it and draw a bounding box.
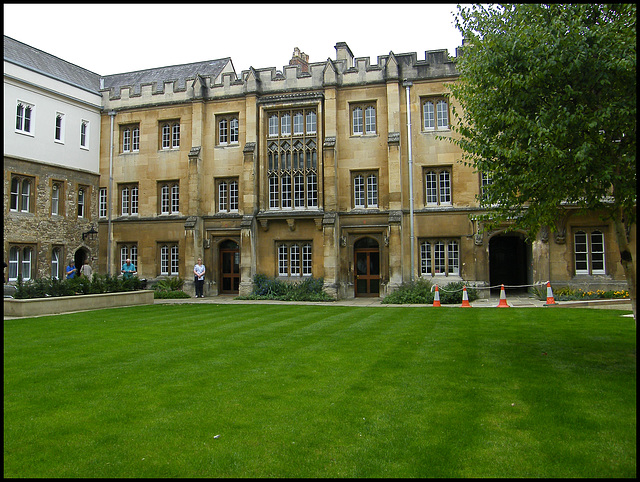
[448,4,636,237]
[13,274,144,299]
[152,277,185,292]
[530,284,630,301]
[153,290,191,299]
[237,274,333,301]
[553,286,629,301]
[381,278,434,304]
[382,278,479,304]
[438,281,479,304]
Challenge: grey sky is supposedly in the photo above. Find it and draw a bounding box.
[4,3,467,75]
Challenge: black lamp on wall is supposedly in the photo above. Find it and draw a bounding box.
[82,225,98,241]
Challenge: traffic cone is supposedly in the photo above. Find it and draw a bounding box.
[544,281,556,305]
[461,285,471,307]
[433,285,441,307]
[496,284,510,307]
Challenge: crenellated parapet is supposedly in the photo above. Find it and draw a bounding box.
[99,42,460,111]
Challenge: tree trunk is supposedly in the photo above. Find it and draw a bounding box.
[613,215,636,324]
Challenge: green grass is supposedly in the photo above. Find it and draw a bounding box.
[3,305,636,478]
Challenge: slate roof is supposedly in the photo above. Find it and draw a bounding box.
[4,35,101,93]
[5,35,234,97]
[101,58,232,95]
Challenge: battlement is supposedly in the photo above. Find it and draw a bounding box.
[100,42,460,110]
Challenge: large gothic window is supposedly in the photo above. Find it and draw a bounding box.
[266,108,318,210]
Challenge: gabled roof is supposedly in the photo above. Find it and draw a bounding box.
[4,35,101,93]
[101,58,232,95]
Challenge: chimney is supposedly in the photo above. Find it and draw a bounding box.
[289,47,309,73]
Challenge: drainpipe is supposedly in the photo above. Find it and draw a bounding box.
[404,80,415,281]
[108,111,116,276]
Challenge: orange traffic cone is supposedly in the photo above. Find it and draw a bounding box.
[461,285,471,308]
[496,284,510,307]
[433,285,441,307]
[544,281,556,305]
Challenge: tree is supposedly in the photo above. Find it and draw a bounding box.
[448,4,636,321]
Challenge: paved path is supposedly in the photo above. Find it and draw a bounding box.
[4,294,633,320]
[155,294,632,310]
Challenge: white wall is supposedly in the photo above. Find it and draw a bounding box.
[3,61,102,174]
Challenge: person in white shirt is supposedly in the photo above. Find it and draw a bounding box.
[80,259,93,278]
[193,258,206,298]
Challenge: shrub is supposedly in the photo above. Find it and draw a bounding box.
[382,279,478,304]
[152,277,185,292]
[153,290,191,299]
[382,278,434,304]
[438,281,479,304]
[12,274,144,299]
[237,274,332,301]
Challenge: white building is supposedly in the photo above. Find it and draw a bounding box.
[4,35,102,281]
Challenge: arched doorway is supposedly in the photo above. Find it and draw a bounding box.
[489,233,530,293]
[219,240,240,294]
[74,248,89,278]
[354,237,380,297]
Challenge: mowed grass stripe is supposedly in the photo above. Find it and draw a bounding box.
[4,305,635,478]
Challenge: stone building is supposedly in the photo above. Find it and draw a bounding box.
[95,42,634,298]
[4,37,634,298]
[4,36,102,282]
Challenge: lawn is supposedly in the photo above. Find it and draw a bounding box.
[3,304,636,478]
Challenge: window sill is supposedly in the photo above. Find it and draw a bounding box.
[422,128,451,135]
[15,130,34,137]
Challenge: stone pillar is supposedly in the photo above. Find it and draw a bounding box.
[322,213,339,299]
[385,69,402,211]
[239,215,255,296]
[387,211,403,293]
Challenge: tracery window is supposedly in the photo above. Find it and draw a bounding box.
[51,181,64,216]
[8,244,36,281]
[54,113,64,142]
[80,120,89,148]
[266,108,318,210]
[16,101,34,134]
[10,175,34,213]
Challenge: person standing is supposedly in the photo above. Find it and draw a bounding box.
[66,260,77,279]
[80,259,93,279]
[193,257,206,298]
[121,258,136,280]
